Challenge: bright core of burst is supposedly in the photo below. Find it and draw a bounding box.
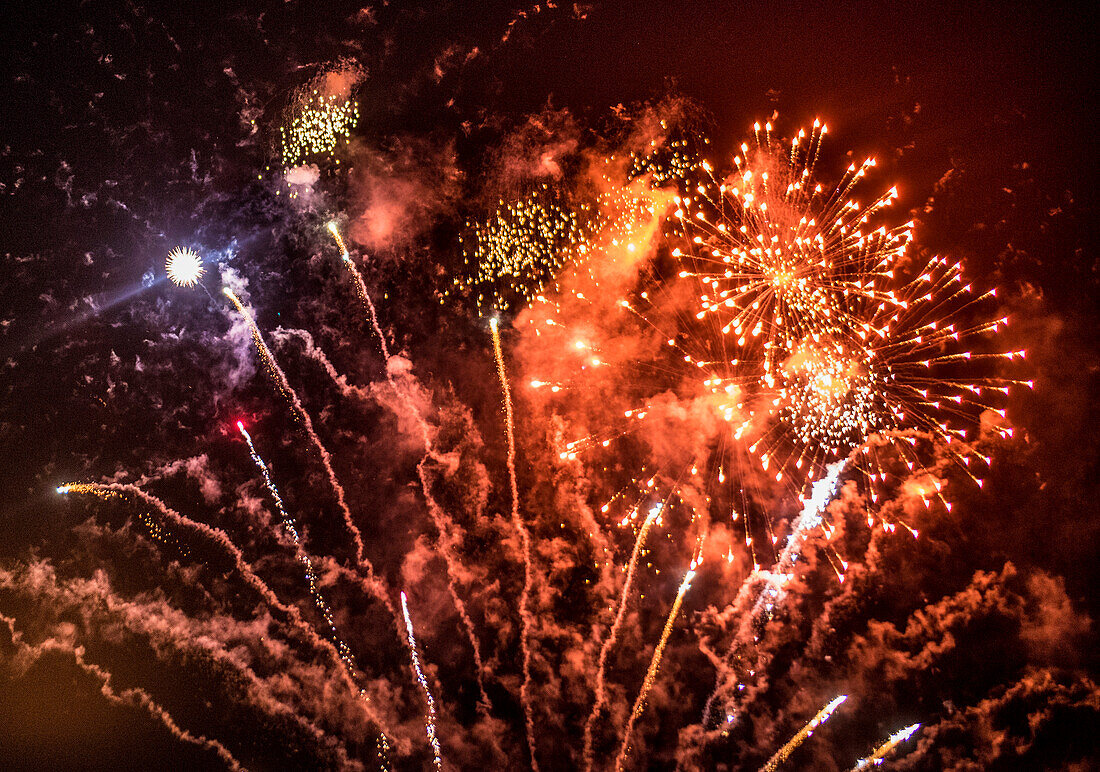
[166,246,204,287]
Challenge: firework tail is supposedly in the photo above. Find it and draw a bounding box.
[238,422,360,675]
[327,223,490,711]
[702,460,847,728]
[582,504,662,770]
[56,482,391,737]
[401,591,443,770]
[327,222,392,361]
[222,289,394,600]
[758,695,848,772]
[490,316,539,771]
[848,724,920,771]
[615,566,697,771]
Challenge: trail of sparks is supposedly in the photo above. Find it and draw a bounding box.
[702,460,847,729]
[327,222,491,712]
[759,695,848,772]
[490,316,539,771]
[55,482,390,736]
[849,723,920,771]
[238,422,359,675]
[583,503,662,771]
[222,288,380,589]
[615,565,697,771]
[751,459,847,619]
[400,591,443,771]
[326,221,392,361]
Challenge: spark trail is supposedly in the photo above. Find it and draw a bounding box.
[702,460,847,728]
[849,723,920,771]
[759,695,848,772]
[490,316,539,770]
[327,222,491,712]
[238,421,359,675]
[327,221,391,360]
[583,503,662,771]
[401,591,443,770]
[222,288,382,594]
[55,482,389,735]
[615,566,697,771]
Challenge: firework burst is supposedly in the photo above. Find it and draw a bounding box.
[165,246,204,287]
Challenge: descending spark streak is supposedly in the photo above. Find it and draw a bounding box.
[55,482,388,733]
[400,591,443,771]
[848,723,920,770]
[583,504,662,771]
[238,422,359,675]
[222,288,378,586]
[759,695,848,772]
[615,567,697,772]
[327,222,391,360]
[327,222,491,712]
[751,459,846,618]
[490,316,539,771]
[702,460,847,728]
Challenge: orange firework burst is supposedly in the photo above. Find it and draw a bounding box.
[657,121,1028,498]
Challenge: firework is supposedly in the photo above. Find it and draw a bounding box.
[327,221,392,360]
[280,90,358,168]
[55,481,389,732]
[238,421,360,676]
[759,694,848,772]
[223,287,366,563]
[615,563,698,771]
[453,186,589,315]
[663,121,1026,494]
[490,316,540,770]
[583,503,663,770]
[849,723,920,770]
[165,246,204,287]
[324,220,492,711]
[400,591,443,770]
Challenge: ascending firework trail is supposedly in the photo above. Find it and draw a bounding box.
[326,222,491,713]
[490,316,540,771]
[401,591,443,770]
[56,482,391,739]
[583,503,662,770]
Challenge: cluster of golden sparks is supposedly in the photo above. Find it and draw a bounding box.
[279,90,358,168]
[451,185,591,314]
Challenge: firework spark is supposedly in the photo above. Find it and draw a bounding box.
[759,694,848,772]
[237,421,360,676]
[400,591,443,770]
[55,482,389,733]
[327,221,391,360]
[166,246,204,287]
[670,123,1024,496]
[453,186,590,315]
[849,723,920,770]
[280,90,358,168]
[490,316,540,770]
[327,219,491,711]
[615,564,698,771]
[583,503,662,770]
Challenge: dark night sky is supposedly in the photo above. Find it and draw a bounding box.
[0,2,1096,770]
